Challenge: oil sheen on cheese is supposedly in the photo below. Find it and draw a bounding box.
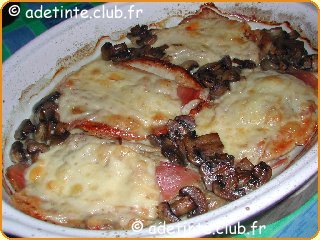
[58,59,183,136]
[24,134,161,229]
[153,17,259,65]
[195,70,318,164]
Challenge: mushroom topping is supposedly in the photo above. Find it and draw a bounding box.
[148,117,224,167]
[101,25,170,62]
[167,115,196,141]
[179,186,208,217]
[257,27,316,72]
[232,58,256,69]
[25,139,49,154]
[10,141,28,163]
[147,134,166,148]
[101,41,168,62]
[33,91,61,113]
[246,162,272,189]
[183,132,224,167]
[157,202,181,223]
[101,42,113,61]
[54,122,69,136]
[170,196,197,217]
[236,157,254,171]
[180,60,199,72]
[194,56,243,100]
[127,24,158,46]
[300,54,318,72]
[48,131,71,145]
[14,119,36,140]
[158,186,208,223]
[200,156,272,201]
[136,34,157,46]
[36,101,60,123]
[34,122,50,143]
[212,178,246,201]
[161,140,186,166]
[260,58,279,71]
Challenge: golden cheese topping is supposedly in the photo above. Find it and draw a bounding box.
[195,70,317,164]
[24,134,161,229]
[58,59,184,136]
[153,18,259,65]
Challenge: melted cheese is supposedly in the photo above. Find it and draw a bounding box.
[195,70,317,164]
[58,59,184,136]
[153,18,259,65]
[24,134,162,229]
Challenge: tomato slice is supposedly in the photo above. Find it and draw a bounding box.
[6,163,29,192]
[156,162,201,201]
[288,70,318,89]
[74,120,146,140]
[177,85,201,105]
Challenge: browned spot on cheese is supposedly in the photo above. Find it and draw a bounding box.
[158,79,172,88]
[152,112,167,121]
[46,180,58,190]
[70,184,83,195]
[91,68,102,75]
[185,21,199,31]
[265,108,283,125]
[72,106,85,114]
[233,37,246,44]
[105,115,142,132]
[65,79,74,87]
[29,166,44,183]
[108,72,124,81]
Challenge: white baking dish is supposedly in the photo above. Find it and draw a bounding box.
[2,2,318,237]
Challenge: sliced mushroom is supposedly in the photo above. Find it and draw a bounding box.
[158,186,208,223]
[25,139,49,154]
[258,27,314,72]
[146,45,168,59]
[147,134,165,147]
[170,196,197,217]
[301,54,318,72]
[221,68,241,82]
[208,82,230,100]
[247,161,272,188]
[179,186,208,217]
[180,60,199,72]
[167,115,195,141]
[35,101,60,124]
[161,141,186,166]
[14,119,36,140]
[34,122,50,143]
[183,132,224,167]
[10,141,28,163]
[232,58,256,69]
[33,91,61,113]
[212,179,246,201]
[157,202,181,223]
[260,58,279,71]
[101,42,113,61]
[49,131,70,145]
[174,115,196,132]
[137,34,157,46]
[236,157,254,171]
[54,122,69,135]
[211,163,245,201]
